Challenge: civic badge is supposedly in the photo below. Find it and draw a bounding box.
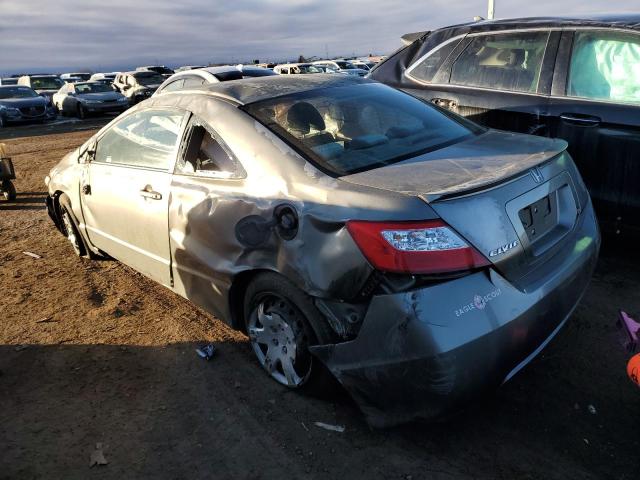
[530,167,544,183]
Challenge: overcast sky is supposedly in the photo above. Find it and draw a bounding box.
[0,0,638,74]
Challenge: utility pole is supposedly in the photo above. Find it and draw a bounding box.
[487,0,495,20]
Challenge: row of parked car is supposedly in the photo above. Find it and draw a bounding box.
[0,59,381,127]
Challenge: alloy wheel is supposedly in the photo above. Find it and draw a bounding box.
[61,209,82,256]
[247,295,312,387]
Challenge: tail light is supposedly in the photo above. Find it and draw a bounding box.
[346,220,489,274]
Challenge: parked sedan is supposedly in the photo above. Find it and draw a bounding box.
[0,85,56,127]
[113,71,165,104]
[17,74,64,103]
[154,65,276,95]
[53,81,129,118]
[312,60,368,76]
[45,75,599,427]
[371,14,640,235]
[60,72,92,82]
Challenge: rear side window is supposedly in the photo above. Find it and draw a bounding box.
[175,118,244,178]
[162,79,184,92]
[450,31,549,93]
[95,109,185,170]
[567,31,640,104]
[182,76,206,88]
[406,37,463,84]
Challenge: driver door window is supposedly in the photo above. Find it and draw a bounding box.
[450,31,549,93]
[95,109,185,170]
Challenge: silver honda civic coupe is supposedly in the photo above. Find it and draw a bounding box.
[45,75,600,427]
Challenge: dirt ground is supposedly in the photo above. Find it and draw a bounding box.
[0,124,638,480]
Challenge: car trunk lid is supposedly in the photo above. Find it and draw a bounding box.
[340,131,588,283]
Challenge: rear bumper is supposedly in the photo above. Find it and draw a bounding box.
[311,202,600,427]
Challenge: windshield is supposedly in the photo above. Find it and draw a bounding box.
[0,86,39,99]
[31,77,64,90]
[316,64,338,72]
[134,73,165,86]
[242,83,477,176]
[148,67,174,75]
[75,82,114,94]
[335,61,356,69]
[297,65,323,74]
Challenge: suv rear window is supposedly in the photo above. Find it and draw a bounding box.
[242,82,478,176]
[450,31,549,93]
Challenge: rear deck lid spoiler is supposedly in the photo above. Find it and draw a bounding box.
[401,31,431,45]
[340,131,567,202]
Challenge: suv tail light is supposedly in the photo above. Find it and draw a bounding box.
[346,220,489,274]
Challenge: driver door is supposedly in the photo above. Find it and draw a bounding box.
[81,108,188,286]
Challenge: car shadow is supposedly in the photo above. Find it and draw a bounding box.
[0,191,47,211]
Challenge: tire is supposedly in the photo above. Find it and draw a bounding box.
[244,272,337,395]
[77,104,87,119]
[58,194,88,257]
[1,180,16,201]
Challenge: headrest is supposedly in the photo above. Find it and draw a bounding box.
[287,102,325,135]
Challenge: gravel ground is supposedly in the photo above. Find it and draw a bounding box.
[0,124,638,479]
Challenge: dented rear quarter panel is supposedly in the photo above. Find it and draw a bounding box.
[143,93,437,325]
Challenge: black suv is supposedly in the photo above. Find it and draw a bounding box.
[371,15,640,234]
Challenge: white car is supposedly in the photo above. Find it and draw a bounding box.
[273,63,324,75]
[312,61,368,77]
[52,81,128,118]
[154,65,276,95]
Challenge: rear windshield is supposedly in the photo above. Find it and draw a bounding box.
[134,73,166,85]
[31,77,64,90]
[0,86,38,99]
[242,82,477,176]
[75,82,113,94]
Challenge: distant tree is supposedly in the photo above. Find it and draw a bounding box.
[253,59,259,64]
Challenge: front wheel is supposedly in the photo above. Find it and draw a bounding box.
[244,272,337,394]
[61,206,84,256]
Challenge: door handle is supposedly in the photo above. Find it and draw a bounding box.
[559,114,601,126]
[431,97,457,110]
[140,187,162,200]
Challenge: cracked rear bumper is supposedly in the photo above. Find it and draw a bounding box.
[311,204,599,427]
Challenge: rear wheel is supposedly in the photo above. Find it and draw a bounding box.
[244,272,336,394]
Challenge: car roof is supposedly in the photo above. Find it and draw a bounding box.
[195,74,371,105]
[444,14,640,33]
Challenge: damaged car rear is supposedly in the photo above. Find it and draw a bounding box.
[45,75,599,427]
